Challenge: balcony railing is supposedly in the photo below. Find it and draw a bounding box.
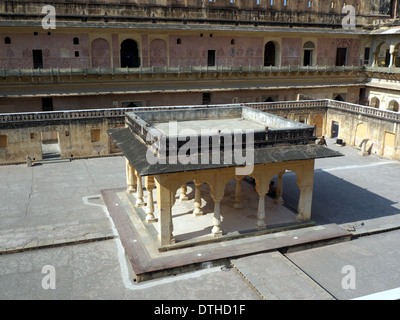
[1,99,400,124]
[0,65,365,79]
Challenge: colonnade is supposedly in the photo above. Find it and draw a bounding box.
[126,158,315,246]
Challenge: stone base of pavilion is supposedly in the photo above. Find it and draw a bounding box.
[102,181,352,283]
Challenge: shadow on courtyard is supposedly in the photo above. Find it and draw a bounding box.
[282,170,400,230]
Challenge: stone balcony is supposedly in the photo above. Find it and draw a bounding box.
[0,65,365,79]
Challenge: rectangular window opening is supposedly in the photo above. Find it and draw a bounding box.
[91,129,101,142]
[0,135,7,148]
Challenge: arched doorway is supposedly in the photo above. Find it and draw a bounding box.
[120,39,140,68]
[264,41,276,66]
[91,38,111,68]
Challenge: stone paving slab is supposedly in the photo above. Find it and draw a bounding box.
[0,218,115,254]
[232,251,335,300]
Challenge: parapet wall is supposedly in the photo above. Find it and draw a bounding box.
[0,0,395,26]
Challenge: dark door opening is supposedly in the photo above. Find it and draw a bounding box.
[264,41,276,66]
[207,50,216,67]
[336,48,348,66]
[303,50,313,66]
[363,47,370,65]
[42,98,53,111]
[385,49,391,67]
[331,121,339,138]
[33,50,43,69]
[120,39,140,68]
[202,93,211,105]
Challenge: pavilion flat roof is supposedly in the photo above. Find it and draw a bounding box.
[108,106,342,176]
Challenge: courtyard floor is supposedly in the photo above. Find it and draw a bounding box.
[1,138,400,301]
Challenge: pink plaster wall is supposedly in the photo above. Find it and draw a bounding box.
[0,33,90,69]
[281,38,302,66]
[112,34,120,68]
[141,35,149,68]
[168,35,264,67]
[317,38,337,66]
[0,32,362,70]
[150,39,168,67]
[317,38,361,66]
[91,38,111,68]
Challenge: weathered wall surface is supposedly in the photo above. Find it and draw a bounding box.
[0,0,395,25]
[326,107,400,159]
[0,31,362,69]
[0,115,124,164]
[2,100,399,165]
[0,84,362,114]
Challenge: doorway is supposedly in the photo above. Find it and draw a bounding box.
[207,50,216,67]
[120,39,140,68]
[303,50,313,66]
[40,131,61,160]
[303,41,315,66]
[42,98,53,111]
[32,50,43,69]
[264,41,276,66]
[335,48,348,66]
[331,121,339,138]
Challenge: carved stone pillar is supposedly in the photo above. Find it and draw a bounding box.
[209,172,231,237]
[135,170,145,207]
[179,184,189,201]
[212,200,223,237]
[389,45,396,68]
[125,159,137,194]
[252,166,274,230]
[233,175,244,209]
[145,176,157,223]
[294,160,315,222]
[155,177,176,246]
[193,180,204,216]
[296,185,314,222]
[274,172,285,205]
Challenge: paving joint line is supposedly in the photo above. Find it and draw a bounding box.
[0,234,117,256]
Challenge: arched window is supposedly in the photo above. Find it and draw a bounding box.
[370,97,380,109]
[264,41,276,66]
[4,37,11,44]
[120,39,140,68]
[388,100,399,112]
[303,41,315,66]
[177,38,182,45]
[73,37,80,45]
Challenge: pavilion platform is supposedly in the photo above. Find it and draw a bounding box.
[102,180,351,283]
